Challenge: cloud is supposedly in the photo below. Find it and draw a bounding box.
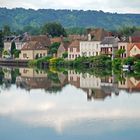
[0,0,140,13]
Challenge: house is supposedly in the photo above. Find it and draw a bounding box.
[57,41,70,58]
[20,35,51,60]
[68,40,80,60]
[100,37,120,59]
[129,43,140,58]
[118,37,129,58]
[80,28,110,57]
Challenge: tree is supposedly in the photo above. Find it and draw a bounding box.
[41,22,67,37]
[0,30,4,57]
[49,42,61,55]
[10,41,16,57]
[3,25,11,36]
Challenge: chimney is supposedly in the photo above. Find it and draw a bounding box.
[129,36,132,43]
[88,34,91,41]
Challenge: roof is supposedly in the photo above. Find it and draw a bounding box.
[101,37,120,45]
[68,40,80,51]
[21,41,48,50]
[59,41,71,51]
[29,35,51,47]
[129,43,140,51]
[87,28,110,41]
[50,37,62,44]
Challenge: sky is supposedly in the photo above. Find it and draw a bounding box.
[0,0,140,13]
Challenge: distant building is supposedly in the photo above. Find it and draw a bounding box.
[20,35,50,60]
[68,40,80,60]
[100,36,120,59]
[57,41,70,58]
[80,28,110,57]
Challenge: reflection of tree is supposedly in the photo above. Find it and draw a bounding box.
[11,69,20,84]
[45,86,62,94]
[0,68,4,85]
[47,71,60,84]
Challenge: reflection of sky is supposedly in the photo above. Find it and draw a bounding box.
[0,85,140,139]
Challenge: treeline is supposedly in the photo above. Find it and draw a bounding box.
[1,23,140,37]
[1,8,140,31]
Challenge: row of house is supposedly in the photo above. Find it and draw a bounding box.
[3,28,140,60]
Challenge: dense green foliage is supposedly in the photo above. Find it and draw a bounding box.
[10,41,16,57]
[48,42,61,55]
[1,8,140,32]
[0,30,4,55]
[41,22,66,37]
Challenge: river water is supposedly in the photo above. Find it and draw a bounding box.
[0,67,140,140]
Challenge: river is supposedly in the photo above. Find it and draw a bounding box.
[0,67,140,140]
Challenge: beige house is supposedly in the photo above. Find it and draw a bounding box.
[68,40,80,60]
[20,35,50,60]
[118,42,129,58]
[57,41,70,58]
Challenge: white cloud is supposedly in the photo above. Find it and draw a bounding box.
[0,0,140,13]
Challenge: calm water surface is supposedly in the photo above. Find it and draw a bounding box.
[0,67,140,140]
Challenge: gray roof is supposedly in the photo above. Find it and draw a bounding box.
[101,37,120,45]
[132,31,140,37]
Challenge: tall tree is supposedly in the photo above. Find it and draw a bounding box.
[0,30,4,57]
[10,41,16,57]
[3,25,11,36]
[41,22,67,37]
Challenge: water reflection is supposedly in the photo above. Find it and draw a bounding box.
[0,67,140,139]
[0,67,140,100]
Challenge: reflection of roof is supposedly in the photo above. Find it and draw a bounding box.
[82,88,111,101]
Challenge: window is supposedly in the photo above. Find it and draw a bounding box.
[69,54,71,58]
[43,53,46,56]
[40,54,42,57]
[23,53,27,58]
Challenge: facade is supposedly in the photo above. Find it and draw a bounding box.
[129,43,140,57]
[57,42,70,58]
[100,37,120,58]
[68,40,80,60]
[118,42,129,58]
[20,41,48,60]
[80,41,101,57]
[20,35,50,60]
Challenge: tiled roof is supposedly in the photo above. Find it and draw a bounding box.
[30,35,51,46]
[87,28,110,41]
[50,37,62,44]
[101,37,120,45]
[21,41,47,50]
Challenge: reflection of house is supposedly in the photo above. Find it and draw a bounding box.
[17,68,68,91]
[20,35,51,60]
[118,77,140,93]
[80,73,101,89]
[68,70,80,88]
[82,88,111,101]
[68,40,80,60]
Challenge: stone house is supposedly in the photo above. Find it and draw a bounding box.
[100,37,120,59]
[57,41,70,58]
[68,40,80,60]
[20,35,51,60]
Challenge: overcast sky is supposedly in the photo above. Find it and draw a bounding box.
[0,0,140,13]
